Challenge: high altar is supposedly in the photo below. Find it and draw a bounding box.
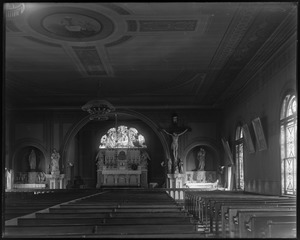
[96,148,148,188]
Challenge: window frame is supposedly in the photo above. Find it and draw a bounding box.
[235,125,245,190]
[280,93,297,196]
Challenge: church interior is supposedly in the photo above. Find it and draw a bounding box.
[3,2,297,238]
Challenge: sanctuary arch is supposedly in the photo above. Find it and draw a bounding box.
[61,110,171,187]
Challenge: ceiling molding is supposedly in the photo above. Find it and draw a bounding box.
[194,6,258,104]
[216,6,297,106]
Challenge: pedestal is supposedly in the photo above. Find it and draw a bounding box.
[167,173,185,200]
[49,174,65,189]
[50,179,63,189]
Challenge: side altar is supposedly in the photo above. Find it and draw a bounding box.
[96,148,149,188]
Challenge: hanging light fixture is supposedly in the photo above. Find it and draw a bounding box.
[82,79,115,120]
[82,99,115,120]
[5,3,25,18]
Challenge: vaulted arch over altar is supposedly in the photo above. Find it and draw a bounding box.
[96,125,150,188]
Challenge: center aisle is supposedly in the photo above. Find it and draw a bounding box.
[4,189,213,238]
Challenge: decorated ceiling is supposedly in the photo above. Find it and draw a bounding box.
[4,2,297,110]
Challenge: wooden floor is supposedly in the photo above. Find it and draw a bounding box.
[4,189,212,238]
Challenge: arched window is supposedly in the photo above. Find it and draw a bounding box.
[280,94,297,195]
[99,125,146,149]
[235,126,244,190]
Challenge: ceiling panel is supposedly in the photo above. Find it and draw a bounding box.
[4,2,297,110]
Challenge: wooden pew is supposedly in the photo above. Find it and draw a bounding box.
[4,189,102,220]
[35,211,189,219]
[48,207,183,213]
[208,196,294,232]
[93,224,197,234]
[221,204,296,238]
[4,225,94,237]
[265,221,297,238]
[216,200,296,236]
[235,209,296,238]
[4,189,202,237]
[47,232,206,238]
[61,204,182,209]
[18,216,194,226]
[245,215,296,238]
[184,190,295,235]
[5,223,198,237]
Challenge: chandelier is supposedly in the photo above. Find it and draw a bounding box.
[5,3,25,18]
[82,99,115,120]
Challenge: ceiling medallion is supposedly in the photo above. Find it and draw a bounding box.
[5,3,25,18]
[28,7,114,42]
[82,99,115,121]
[43,13,102,39]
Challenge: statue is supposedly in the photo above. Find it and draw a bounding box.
[37,172,46,183]
[162,128,189,161]
[50,148,60,173]
[95,151,105,170]
[197,148,206,171]
[178,158,183,174]
[28,149,36,171]
[140,150,151,168]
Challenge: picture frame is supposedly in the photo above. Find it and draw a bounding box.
[221,138,234,166]
[252,117,267,151]
[242,124,255,153]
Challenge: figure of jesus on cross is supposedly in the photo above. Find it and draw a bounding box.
[162,128,189,162]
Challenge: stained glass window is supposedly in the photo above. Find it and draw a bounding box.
[99,125,146,149]
[235,126,244,190]
[280,94,297,195]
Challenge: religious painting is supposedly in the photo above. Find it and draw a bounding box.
[252,117,267,151]
[242,124,255,153]
[221,138,234,166]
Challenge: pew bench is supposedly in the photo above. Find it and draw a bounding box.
[266,221,297,238]
[35,211,190,219]
[18,216,195,226]
[235,209,296,238]
[4,223,199,237]
[49,207,183,213]
[245,215,297,238]
[217,200,296,236]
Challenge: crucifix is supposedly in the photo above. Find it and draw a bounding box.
[160,114,191,172]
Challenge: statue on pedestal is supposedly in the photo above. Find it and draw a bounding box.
[197,148,206,171]
[28,149,36,171]
[50,148,60,175]
[178,158,183,174]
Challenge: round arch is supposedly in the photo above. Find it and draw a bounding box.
[12,139,47,172]
[181,138,221,173]
[61,109,171,177]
